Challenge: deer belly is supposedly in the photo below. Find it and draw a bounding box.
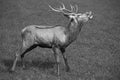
[35,28,67,46]
[35,30,54,44]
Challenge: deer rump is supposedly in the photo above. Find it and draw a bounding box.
[21,25,67,48]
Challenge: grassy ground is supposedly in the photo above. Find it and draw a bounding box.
[0,0,120,80]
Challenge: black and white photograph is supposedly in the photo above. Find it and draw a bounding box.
[0,0,120,80]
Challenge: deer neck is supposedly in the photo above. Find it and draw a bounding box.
[68,18,83,35]
[65,18,83,44]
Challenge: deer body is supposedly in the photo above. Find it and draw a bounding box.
[21,25,67,48]
[21,17,83,49]
[11,3,93,78]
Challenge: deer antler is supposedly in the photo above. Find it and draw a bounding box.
[48,5,62,12]
[60,3,73,13]
[70,4,74,12]
[75,5,78,13]
[48,3,78,14]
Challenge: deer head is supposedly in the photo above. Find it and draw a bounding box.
[49,3,93,23]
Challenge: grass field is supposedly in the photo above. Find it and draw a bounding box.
[0,0,120,80]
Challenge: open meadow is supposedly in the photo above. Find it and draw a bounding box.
[0,0,120,80]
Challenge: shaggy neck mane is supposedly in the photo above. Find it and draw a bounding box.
[64,18,84,47]
[67,18,83,36]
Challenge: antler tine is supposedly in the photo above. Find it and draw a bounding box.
[75,5,78,13]
[61,2,65,9]
[60,2,74,13]
[49,5,61,12]
[49,3,75,14]
[70,4,74,12]
[49,4,70,15]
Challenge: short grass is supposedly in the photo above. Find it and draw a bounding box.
[0,0,120,80]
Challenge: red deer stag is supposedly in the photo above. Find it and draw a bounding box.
[11,3,93,77]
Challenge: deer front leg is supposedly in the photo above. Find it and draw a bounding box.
[62,53,70,72]
[52,46,60,78]
[60,48,70,72]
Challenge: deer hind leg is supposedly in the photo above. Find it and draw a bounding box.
[11,46,22,71]
[20,44,37,69]
[52,46,60,78]
[11,41,37,71]
[19,36,37,69]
